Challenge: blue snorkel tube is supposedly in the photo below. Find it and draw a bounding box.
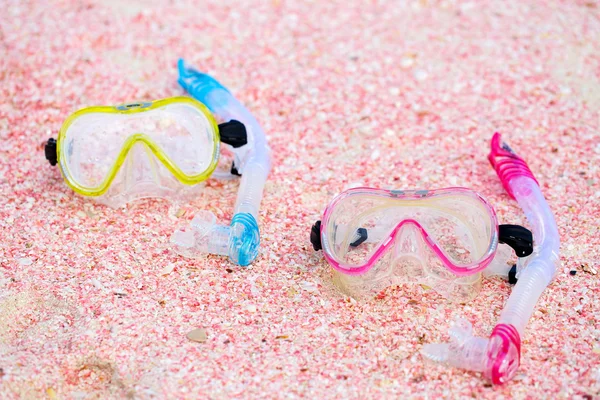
[171,59,271,266]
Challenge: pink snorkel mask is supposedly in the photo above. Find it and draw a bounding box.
[311,133,559,385]
[310,186,533,303]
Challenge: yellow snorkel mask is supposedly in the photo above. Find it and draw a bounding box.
[44,96,247,208]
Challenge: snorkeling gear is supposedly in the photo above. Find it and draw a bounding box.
[311,133,555,385]
[310,186,532,303]
[422,133,560,385]
[170,59,272,267]
[44,97,247,208]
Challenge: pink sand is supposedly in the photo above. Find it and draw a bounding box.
[1,0,599,398]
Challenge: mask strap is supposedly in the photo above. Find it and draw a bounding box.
[45,138,57,166]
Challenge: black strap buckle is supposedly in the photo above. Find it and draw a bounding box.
[45,138,57,166]
[499,224,533,258]
[218,120,247,148]
[499,224,533,285]
[310,221,322,251]
[310,221,368,251]
[231,163,241,176]
[350,228,368,247]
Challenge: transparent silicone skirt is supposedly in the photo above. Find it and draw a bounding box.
[54,97,221,207]
[319,187,500,302]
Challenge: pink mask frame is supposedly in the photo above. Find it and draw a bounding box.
[319,187,500,277]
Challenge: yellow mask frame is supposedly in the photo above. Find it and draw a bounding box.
[54,97,221,197]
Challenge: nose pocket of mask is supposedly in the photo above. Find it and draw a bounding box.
[122,142,160,190]
[393,220,425,256]
[390,222,428,278]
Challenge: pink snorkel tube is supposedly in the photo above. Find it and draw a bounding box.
[423,133,561,384]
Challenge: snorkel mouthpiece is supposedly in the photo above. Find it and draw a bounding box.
[421,321,521,385]
[171,211,259,266]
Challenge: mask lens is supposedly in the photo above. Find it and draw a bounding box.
[417,194,495,266]
[144,102,217,175]
[323,189,497,273]
[62,113,123,188]
[327,194,391,265]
